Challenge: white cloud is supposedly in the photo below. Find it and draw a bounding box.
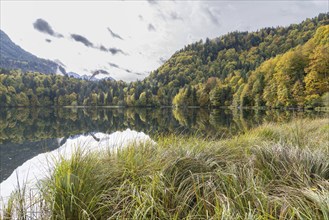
[1,0,327,82]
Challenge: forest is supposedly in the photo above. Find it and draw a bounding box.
[0,13,328,108]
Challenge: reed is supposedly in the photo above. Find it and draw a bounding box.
[2,118,328,219]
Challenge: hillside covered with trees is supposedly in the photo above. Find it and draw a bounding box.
[0,13,328,108]
[171,23,329,108]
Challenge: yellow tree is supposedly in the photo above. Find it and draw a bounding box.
[304,44,329,104]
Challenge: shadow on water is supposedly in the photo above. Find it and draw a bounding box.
[0,107,325,181]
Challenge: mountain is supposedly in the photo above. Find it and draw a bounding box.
[66,71,115,81]
[0,30,116,81]
[66,72,82,78]
[0,13,328,108]
[144,13,329,106]
[0,30,65,74]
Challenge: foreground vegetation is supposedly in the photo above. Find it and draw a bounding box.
[2,118,329,219]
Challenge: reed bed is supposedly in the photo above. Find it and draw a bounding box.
[2,118,329,219]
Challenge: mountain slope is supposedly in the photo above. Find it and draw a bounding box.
[0,30,62,74]
[167,24,329,108]
[143,13,328,106]
[241,25,329,107]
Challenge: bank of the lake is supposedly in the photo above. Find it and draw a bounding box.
[2,117,329,219]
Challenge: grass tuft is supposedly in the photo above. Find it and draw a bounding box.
[2,118,329,219]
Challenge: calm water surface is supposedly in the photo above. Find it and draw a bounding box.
[0,107,325,182]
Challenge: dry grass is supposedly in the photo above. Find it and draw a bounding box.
[2,118,329,219]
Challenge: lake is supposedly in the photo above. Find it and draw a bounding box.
[0,107,325,183]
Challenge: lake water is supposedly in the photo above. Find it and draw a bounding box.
[0,107,325,183]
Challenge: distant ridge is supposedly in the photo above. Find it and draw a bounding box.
[0,30,116,81]
[0,30,65,75]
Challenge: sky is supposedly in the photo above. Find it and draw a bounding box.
[1,0,328,82]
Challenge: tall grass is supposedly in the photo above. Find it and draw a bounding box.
[2,118,329,219]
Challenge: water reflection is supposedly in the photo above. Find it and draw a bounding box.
[0,129,152,206]
[0,107,324,144]
[0,107,325,181]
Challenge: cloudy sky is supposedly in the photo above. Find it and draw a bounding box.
[1,1,327,81]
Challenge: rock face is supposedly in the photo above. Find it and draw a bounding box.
[0,30,62,74]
